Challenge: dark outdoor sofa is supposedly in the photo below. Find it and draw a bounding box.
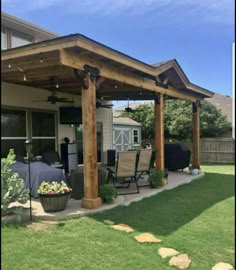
[164,142,191,171]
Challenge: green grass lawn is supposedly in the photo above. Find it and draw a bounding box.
[2,165,234,270]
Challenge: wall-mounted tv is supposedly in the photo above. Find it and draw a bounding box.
[59,107,82,125]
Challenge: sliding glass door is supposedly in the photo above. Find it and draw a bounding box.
[76,122,103,164]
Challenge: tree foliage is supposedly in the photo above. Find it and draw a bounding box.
[121,100,231,140]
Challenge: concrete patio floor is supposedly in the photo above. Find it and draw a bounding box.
[15,169,204,222]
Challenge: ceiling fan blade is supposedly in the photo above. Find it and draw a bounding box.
[101,104,114,108]
[56,100,74,103]
[32,100,47,102]
[56,97,69,101]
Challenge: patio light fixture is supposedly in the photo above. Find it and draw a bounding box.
[25,139,33,222]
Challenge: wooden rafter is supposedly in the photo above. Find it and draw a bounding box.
[59,48,197,102]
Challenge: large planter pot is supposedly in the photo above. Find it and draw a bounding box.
[39,192,71,212]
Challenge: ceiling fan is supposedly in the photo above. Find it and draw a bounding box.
[116,99,142,113]
[96,100,114,109]
[32,77,73,104]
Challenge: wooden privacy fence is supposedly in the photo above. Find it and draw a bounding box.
[183,138,235,164]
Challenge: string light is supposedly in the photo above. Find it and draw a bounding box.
[8,63,11,69]
[39,53,44,63]
[56,83,59,89]
[23,74,27,81]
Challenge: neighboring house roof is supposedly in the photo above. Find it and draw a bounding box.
[205,93,232,124]
[113,117,142,126]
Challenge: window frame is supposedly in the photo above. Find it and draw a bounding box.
[132,128,140,144]
[1,106,58,157]
[1,25,34,50]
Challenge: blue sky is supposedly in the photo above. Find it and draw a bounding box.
[2,0,235,104]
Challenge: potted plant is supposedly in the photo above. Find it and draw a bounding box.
[1,149,30,224]
[149,169,167,188]
[188,165,200,175]
[98,184,117,204]
[37,181,72,212]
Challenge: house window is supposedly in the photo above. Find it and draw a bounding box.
[1,26,7,50]
[31,111,56,155]
[11,30,33,48]
[1,108,27,157]
[1,108,57,157]
[133,129,139,144]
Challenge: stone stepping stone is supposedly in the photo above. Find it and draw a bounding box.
[134,233,162,243]
[212,262,234,270]
[103,219,115,225]
[111,224,134,233]
[169,254,191,269]
[158,247,180,259]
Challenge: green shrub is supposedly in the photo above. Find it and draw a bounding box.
[1,149,29,215]
[149,169,165,188]
[98,185,117,204]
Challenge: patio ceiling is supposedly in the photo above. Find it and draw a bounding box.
[1,33,214,102]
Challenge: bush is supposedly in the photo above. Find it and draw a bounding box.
[1,149,29,215]
[98,185,117,204]
[149,169,165,188]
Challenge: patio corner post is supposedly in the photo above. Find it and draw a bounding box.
[154,93,165,172]
[192,101,200,169]
[77,67,102,209]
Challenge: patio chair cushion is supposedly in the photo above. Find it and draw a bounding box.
[106,151,139,195]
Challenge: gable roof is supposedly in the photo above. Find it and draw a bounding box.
[113,117,142,126]
[1,13,214,101]
[152,59,213,97]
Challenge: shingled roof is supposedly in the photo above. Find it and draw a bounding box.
[206,93,232,124]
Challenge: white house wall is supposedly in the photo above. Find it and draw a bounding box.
[1,82,113,162]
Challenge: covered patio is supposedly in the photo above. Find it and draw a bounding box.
[1,33,213,210]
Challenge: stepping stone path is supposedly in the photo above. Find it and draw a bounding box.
[103,219,115,225]
[134,233,162,243]
[27,221,58,231]
[212,262,234,270]
[169,254,191,269]
[158,247,180,259]
[111,224,134,233]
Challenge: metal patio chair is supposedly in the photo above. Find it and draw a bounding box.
[106,150,139,195]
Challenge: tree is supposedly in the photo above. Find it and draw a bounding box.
[121,100,231,140]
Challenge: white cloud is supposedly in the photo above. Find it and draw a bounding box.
[2,0,234,25]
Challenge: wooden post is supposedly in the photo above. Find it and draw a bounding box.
[80,72,102,209]
[192,102,200,169]
[154,94,165,171]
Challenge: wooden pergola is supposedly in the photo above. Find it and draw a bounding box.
[1,34,214,209]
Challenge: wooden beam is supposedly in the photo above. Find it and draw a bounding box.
[192,102,200,169]
[59,48,197,102]
[80,72,102,209]
[155,94,165,171]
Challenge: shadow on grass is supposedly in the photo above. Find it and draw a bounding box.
[91,172,234,236]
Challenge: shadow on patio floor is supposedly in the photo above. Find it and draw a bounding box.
[91,172,234,236]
